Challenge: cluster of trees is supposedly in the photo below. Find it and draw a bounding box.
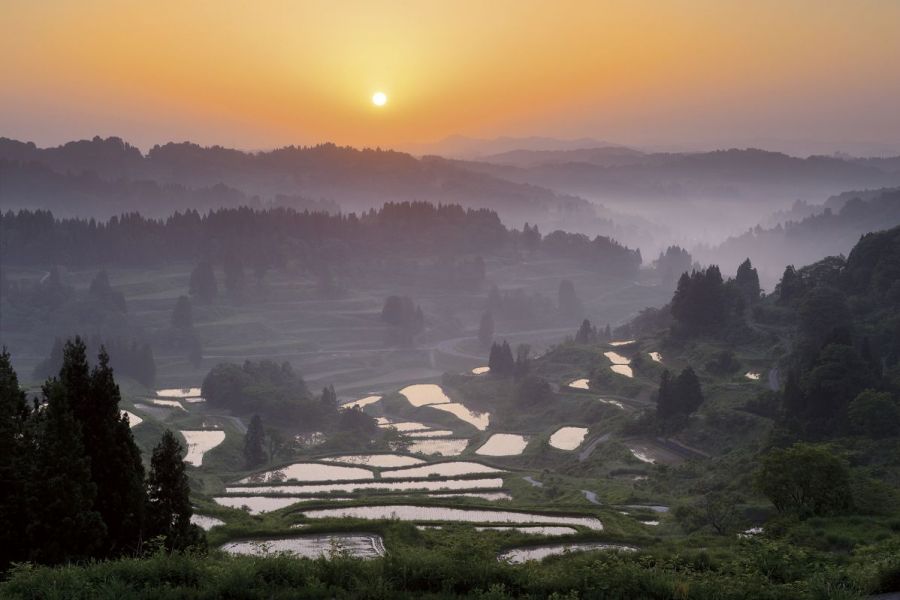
[88,270,127,312]
[0,341,201,571]
[773,225,900,439]
[656,367,704,430]
[654,245,694,288]
[189,261,218,303]
[670,259,760,337]
[574,318,612,344]
[201,359,336,429]
[541,230,642,279]
[486,285,555,324]
[381,295,425,345]
[487,341,531,379]
[33,335,156,387]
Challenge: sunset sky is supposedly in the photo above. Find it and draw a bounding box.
[3,0,900,154]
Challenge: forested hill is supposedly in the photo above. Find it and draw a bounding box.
[0,203,642,277]
[694,187,900,286]
[0,137,592,225]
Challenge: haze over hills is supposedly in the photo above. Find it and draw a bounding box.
[0,137,596,229]
[403,135,619,159]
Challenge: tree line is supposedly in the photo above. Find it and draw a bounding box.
[0,340,202,572]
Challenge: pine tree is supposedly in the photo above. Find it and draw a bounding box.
[778,265,800,304]
[674,367,704,415]
[575,319,596,344]
[320,385,337,407]
[735,258,761,305]
[478,310,494,347]
[189,261,218,304]
[656,370,675,419]
[0,349,30,570]
[244,415,267,468]
[146,430,204,552]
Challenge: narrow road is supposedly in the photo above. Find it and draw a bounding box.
[578,433,610,462]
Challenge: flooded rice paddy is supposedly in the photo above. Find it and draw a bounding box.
[430,403,490,430]
[648,352,662,363]
[121,410,143,428]
[380,461,503,479]
[475,526,577,535]
[191,514,225,530]
[321,454,424,468]
[214,496,312,514]
[152,398,186,410]
[609,340,635,347]
[399,384,451,407]
[471,366,490,375]
[342,395,382,409]
[745,372,761,380]
[405,438,469,456]
[156,387,202,398]
[499,542,635,564]
[301,505,603,530]
[226,477,505,495]
[627,446,657,464]
[476,434,529,456]
[180,430,226,466]
[221,534,385,559]
[406,429,453,438]
[238,462,375,484]
[567,379,590,390]
[610,364,634,378]
[429,492,513,501]
[604,351,634,378]
[379,420,432,432]
[549,427,588,451]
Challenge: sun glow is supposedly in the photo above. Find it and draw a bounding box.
[372,91,387,106]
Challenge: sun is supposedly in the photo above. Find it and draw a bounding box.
[372,91,387,106]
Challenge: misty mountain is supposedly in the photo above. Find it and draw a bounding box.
[694,187,900,287]
[478,146,648,169]
[404,134,616,158]
[0,137,593,227]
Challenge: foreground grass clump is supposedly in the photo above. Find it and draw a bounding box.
[2,538,890,600]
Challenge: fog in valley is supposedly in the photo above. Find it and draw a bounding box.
[2,2,900,598]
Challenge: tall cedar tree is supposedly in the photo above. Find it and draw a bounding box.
[488,341,515,377]
[0,349,29,570]
[478,310,494,347]
[84,347,147,556]
[735,259,761,305]
[25,378,105,565]
[244,414,268,467]
[575,319,596,344]
[146,430,204,551]
[189,261,218,304]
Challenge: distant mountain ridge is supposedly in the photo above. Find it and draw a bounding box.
[0,137,593,224]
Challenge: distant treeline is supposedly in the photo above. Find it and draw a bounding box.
[0,202,643,278]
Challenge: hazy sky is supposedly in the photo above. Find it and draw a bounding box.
[3,0,900,154]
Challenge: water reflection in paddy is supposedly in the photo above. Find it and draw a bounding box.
[321,454,424,468]
[649,352,662,363]
[156,387,202,398]
[610,364,634,378]
[301,505,603,530]
[379,420,432,432]
[121,410,143,428]
[568,379,590,390]
[476,526,577,535]
[221,534,385,559]
[407,429,453,438]
[399,384,451,407]
[238,462,374,484]
[603,351,631,365]
[405,438,469,456]
[429,492,512,501]
[609,340,635,347]
[745,372,761,380]
[472,366,490,375]
[226,477,505,495]
[430,403,490,430]
[343,395,382,409]
[476,434,528,456]
[181,430,226,466]
[215,496,312,514]
[191,514,225,530]
[381,461,503,479]
[499,543,635,564]
[549,427,588,451]
[152,399,186,410]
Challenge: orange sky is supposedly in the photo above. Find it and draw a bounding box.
[3,0,900,153]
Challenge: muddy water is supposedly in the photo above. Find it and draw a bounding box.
[499,542,635,563]
[301,505,603,530]
[321,454,424,468]
[430,403,490,430]
[226,477,505,495]
[475,434,529,456]
[238,462,374,484]
[399,384,451,407]
[181,430,226,466]
[380,461,503,479]
[405,438,469,456]
[221,534,385,559]
[549,427,588,451]
[568,379,590,390]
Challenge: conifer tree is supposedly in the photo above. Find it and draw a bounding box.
[0,349,30,570]
[244,414,267,468]
[478,310,494,347]
[575,319,596,344]
[146,430,204,552]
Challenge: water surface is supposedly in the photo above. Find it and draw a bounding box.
[430,403,490,430]
[156,387,202,398]
[567,379,590,390]
[239,462,374,484]
[343,395,382,409]
[405,438,469,456]
[226,477,504,495]
[476,434,528,456]
[221,534,385,559]
[471,366,490,375]
[499,542,634,563]
[399,384,451,407]
[381,461,503,479]
[181,430,226,466]
[549,427,588,450]
[321,454,424,468]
